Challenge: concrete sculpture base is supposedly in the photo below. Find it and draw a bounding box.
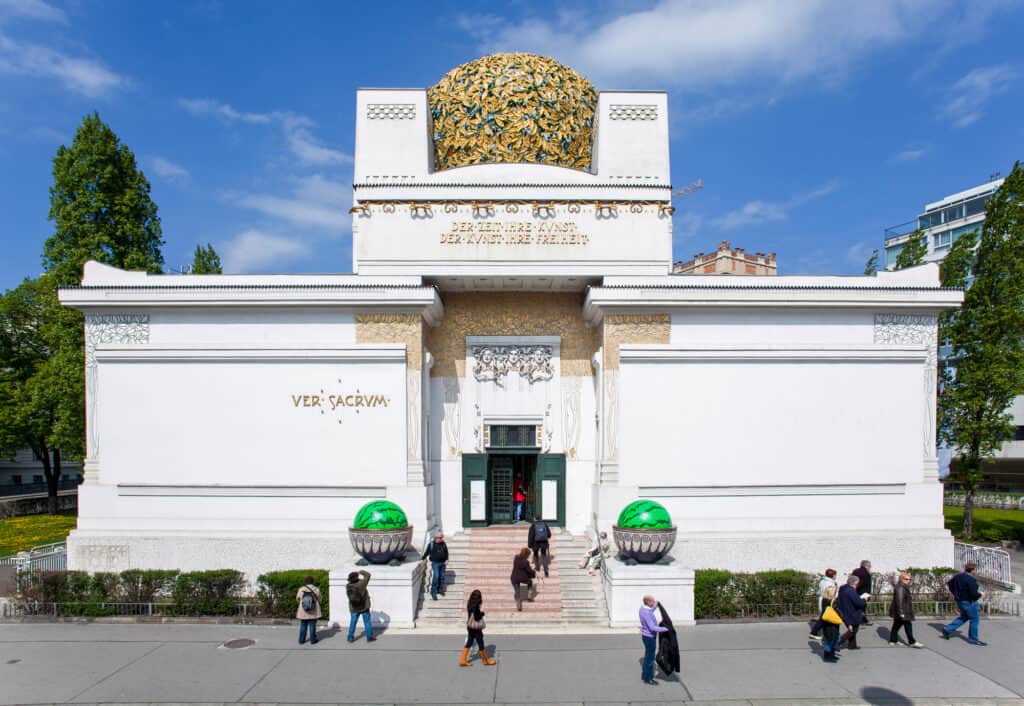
[602,556,695,627]
[329,551,425,630]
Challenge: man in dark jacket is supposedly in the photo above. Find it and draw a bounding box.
[852,560,872,625]
[836,574,867,649]
[422,532,449,600]
[527,515,552,577]
[346,569,375,643]
[942,562,986,645]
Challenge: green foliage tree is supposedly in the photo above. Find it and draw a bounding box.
[189,243,222,274]
[938,162,1024,539]
[894,230,928,270]
[0,277,83,513]
[863,249,880,275]
[44,112,164,285]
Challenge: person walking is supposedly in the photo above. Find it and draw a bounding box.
[853,560,873,625]
[836,574,867,650]
[528,515,552,578]
[459,589,496,666]
[942,562,986,645]
[808,568,838,640]
[422,532,449,601]
[510,547,536,611]
[514,485,526,523]
[639,595,669,685]
[295,575,322,645]
[819,584,842,662]
[346,569,375,643]
[578,531,610,574]
[888,572,924,648]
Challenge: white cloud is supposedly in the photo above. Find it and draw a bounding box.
[220,229,310,273]
[179,98,352,166]
[149,156,189,180]
[712,180,838,230]
[0,32,125,96]
[0,0,67,24]
[458,0,998,91]
[846,240,878,267]
[943,64,1016,128]
[229,175,350,232]
[890,147,927,163]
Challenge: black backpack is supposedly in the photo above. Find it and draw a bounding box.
[534,522,550,542]
[301,589,318,613]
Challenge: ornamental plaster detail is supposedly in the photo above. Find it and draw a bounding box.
[873,314,939,464]
[367,104,416,120]
[472,345,553,387]
[424,292,599,378]
[603,314,670,369]
[84,314,150,474]
[442,377,462,459]
[355,313,422,369]
[562,376,582,458]
[608,104,658,120]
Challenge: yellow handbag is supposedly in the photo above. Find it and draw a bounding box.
[821,600,843,625]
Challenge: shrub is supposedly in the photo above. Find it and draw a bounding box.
[120,569,179,603]
[694,569,738,619]
[171,570,245,616]
[734,570,816,615]
[256,569,330,618]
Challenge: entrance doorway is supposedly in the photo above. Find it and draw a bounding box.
[462,452,565,528]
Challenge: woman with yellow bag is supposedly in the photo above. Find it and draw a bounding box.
[819,584,844,663]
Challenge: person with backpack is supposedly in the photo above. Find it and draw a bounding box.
[527,515,552,578]
[459,589,496,667]
[422,532,449,600]
[296,575,322,645]
[346,569,375,643]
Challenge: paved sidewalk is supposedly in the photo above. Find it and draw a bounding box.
[1,619,1023,705]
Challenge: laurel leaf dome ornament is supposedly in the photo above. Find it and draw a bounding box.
[428,53,598,172]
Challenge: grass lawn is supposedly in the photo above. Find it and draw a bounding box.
[944,505,1024,543]
[0,511,77,556]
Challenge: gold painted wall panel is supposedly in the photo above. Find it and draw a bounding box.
[603,314,670,369]
[425,292,599,377]
[355,314,423,369]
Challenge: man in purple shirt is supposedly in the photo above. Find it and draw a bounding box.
[639,595,669,685]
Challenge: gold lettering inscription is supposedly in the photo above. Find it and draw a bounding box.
[291,385,390,423]
[439,221,589,246]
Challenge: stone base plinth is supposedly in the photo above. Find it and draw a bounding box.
[603,556,694,627]
[329,551,424,630]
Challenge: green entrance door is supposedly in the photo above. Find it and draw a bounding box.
[462,454,487,528]
[537,454,566,528]
[489,456,514,523]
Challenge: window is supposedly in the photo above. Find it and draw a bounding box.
[1015,426,1024,442]
[934,230,952,250]
[942,204,964,223]
[885,245,902,268]
[12,475,22,485]
[918,211,942,229]
[486,424,538,448]
[964,195,989,218]
[32,474,43,483]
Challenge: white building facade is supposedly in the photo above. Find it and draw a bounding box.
[61,54,961,580]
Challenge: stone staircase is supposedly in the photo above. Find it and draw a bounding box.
[414,526,609,629]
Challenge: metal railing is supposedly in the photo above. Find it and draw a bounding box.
[702,598,998,621]
[954,541,1014,589]
[0,480,81,497]
[0,542,67,572]
[9,601,261,618]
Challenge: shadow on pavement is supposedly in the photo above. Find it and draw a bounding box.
[861,686,913,705]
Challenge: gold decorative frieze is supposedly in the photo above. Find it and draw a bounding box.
[603,314,670,369]
[356,313,423,369]
[348,200,674,217]
[425,292,599,378]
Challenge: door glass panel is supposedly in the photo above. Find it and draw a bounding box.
[490,456,514,523]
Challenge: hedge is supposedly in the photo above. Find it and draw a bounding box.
[256,569,330,618]
[694,567,962,620]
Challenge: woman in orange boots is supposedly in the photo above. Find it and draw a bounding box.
[460,589,496,666]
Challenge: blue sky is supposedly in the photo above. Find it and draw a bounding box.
[1,0,1022,288]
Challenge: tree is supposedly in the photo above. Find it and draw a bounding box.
[0,277,82,513]
[44,112,164,286]
[12,113,166,513]
[938,162,1024,539]
[863,249,879,275]
[189,243,222,274]
[894,230,928,270]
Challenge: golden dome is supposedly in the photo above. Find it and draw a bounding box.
[428,53,597,172]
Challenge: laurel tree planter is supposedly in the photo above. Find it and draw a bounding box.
[348,501,413,564]
[612,499,678,563]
